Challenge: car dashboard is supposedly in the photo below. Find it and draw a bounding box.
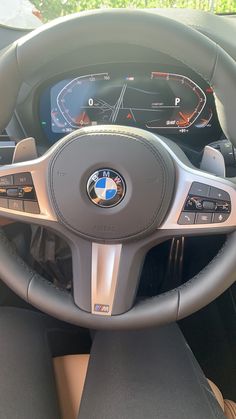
[38,62,220,147]
[1,9,236,169]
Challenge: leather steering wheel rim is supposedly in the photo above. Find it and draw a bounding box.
[0,228,236,329]
[0,9,235,329]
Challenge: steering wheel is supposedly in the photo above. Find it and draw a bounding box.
[0,10,235,329]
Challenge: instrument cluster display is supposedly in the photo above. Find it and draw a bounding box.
[39,64,219,144]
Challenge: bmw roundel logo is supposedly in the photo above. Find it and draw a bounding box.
[87,169,126,208]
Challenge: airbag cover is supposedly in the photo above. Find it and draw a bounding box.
[50,126,175,241]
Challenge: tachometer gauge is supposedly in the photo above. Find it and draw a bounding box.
[146,72,206,129]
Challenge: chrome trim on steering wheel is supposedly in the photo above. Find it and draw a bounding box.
[91,243,122,316]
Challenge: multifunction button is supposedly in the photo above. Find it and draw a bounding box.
[14,172,33,186]
[189,182,210,197]
[178,212,195,225]
[195,213,212,224]
[208,187,230,201]
[178,182,231,225]
[0,172,39,214]
[9,200,24,212]
[0,175,13,186]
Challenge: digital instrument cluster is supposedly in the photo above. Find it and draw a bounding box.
[39,64,219,144]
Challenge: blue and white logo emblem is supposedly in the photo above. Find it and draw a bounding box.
[87,169,125,208]
[94,177,117,201]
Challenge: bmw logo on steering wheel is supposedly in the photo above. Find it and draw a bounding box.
[87,169,126,208]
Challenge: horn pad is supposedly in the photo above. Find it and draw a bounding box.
[49,126,175,241]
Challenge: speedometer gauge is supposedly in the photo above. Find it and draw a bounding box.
[53,71,206,133]
[56,73,111,129]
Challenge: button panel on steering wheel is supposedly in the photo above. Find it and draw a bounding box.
[0,172,40,214]
[178,182,231,225]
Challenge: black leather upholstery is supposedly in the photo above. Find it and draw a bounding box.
[0,308,61,419]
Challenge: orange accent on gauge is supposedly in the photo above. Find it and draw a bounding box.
[206,87,213,93]
[177,111,195,127]
[151,72,168,78]
[74,112,91,126]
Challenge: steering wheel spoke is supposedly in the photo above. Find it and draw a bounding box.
[90,242,122,315]
[67,232,152,316]
[0,157,57,227]
[160,139,236,235]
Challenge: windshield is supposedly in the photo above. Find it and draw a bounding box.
[0,0,235,29]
